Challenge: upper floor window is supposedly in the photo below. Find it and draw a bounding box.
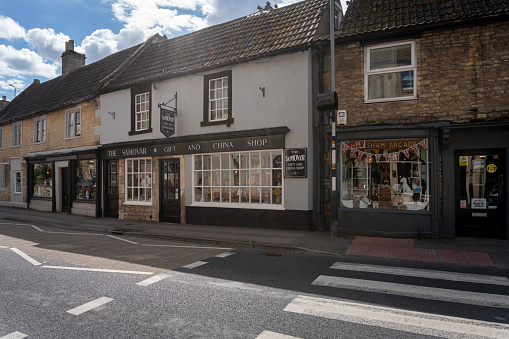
[202,70,233,127]
[130,85,152,135]
[12,121,22,147]
[0,126,3,149]
[365,41,417,103]
[34,117,46,143]
[65,108,81,138]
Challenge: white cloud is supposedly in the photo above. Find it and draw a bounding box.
[0,44,58,79]
[25,28,70,64]
[0,16,26,40]
[78,29,119,62]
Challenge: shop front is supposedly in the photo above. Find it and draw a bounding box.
[100,127,312,230]
[442,123,508,239]
[336,127,440,237]
[26,150,101,217]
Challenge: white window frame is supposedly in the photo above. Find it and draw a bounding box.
[125,158,152,205]
[0,165,5,191]
[135,92,150,132]
[14,171,22,194]
[208,76,229,122]
[12,121,22,147]
[192,150,284,209]
[365,40,417,103]
[0,126,3,149]
[65,108,81,139]
[34,116,46,144]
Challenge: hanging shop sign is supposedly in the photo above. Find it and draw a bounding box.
[101,134,285,159]
[160,108,176,137]
[284,148,307,178]
[159,92,177,138]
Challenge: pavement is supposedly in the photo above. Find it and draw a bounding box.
[1,206,508,270]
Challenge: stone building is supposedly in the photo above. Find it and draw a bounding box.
[0,41,139,216]
[323,0,509,238]
[97,0,339,229]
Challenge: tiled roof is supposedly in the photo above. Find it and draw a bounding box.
[103,0,328,91]
[339,0,509,38]
[0,44,141,124]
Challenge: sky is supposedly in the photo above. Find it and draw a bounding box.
[0,0,348,101]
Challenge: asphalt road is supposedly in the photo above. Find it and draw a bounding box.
[1,221,509,338]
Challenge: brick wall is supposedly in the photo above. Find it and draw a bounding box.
[329,20,509,126]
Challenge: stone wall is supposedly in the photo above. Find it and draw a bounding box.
[0,98,101,204]
[329,20,509,126]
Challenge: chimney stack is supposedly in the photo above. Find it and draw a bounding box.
[0,95,10,111]
[61,40,86,74]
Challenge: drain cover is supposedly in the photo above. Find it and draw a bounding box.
[263,251,285,257]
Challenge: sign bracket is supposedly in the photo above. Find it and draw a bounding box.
[158,92,177,115]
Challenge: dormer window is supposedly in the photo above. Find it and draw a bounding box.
[202,70,233,127]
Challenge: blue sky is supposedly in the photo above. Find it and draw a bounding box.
[0,0,348,100]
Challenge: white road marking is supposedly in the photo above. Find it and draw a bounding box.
[41,265,153,275]
[331,262,509,286]
[285,295,509,339]
[136,273,171,286]
[215,252,235,258]
[106,235,139,245]
[30,224,102,236]
[312,275,509,308]
[0,332,28,339]
[0,245,9,248]
[10,248,41,266]
[182,261,208,269]
[67,297,114,315]
[256,331,302,339]
[142,244,231,250]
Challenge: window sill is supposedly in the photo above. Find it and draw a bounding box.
[200,118,234,127]
[364,96,418,104]
[33,141,46,145]
[123,201,152,206]
[65,136,81,140]
[191,202,284,210]
[129,128,153,136]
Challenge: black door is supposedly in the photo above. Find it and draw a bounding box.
[61,167,69,212]
[456,150,506,238]
[160,159,181,223]
[104,160,119,218]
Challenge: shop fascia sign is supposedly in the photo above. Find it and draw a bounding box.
[102,134,285,159]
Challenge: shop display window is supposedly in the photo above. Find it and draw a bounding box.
[75,159,97,201]
[33,163,52,198]
[193,150,283,206]
[340,138,430,211]
[125,158,152,203]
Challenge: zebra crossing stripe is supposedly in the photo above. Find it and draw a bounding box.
[256,331,303,339]
[136,273,171,286]
[284,295,509,339]
[215,252,235,258]
[330,262,509,286]
[312,275,509,308]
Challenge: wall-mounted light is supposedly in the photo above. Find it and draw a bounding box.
[108,111,115,119]
[259,86,265,97]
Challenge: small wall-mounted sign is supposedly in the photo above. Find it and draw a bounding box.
[459,156,468,166]
[460,200,467,208]
[284,148,307,178]
[471,198,486,209]
[337,110,347,126]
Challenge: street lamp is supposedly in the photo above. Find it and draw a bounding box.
[9,84,22,97]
